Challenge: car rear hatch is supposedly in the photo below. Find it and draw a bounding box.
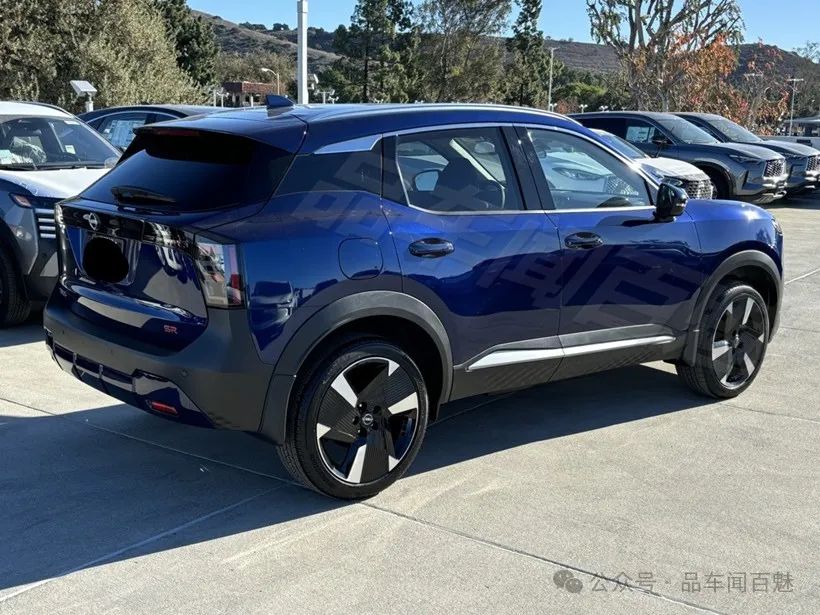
[51,120,300,352]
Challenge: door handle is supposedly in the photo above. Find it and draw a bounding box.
[409,238,455,258]
[564,232,604,250]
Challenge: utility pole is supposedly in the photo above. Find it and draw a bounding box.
[547,47,558,110]
[787,78,804,136]
[297,0,308,104]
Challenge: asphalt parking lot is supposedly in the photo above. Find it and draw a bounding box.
[1,194,818,615]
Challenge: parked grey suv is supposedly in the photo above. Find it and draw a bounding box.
[675,112,820,195]
[0,101,119,325]
[571,111,788,204]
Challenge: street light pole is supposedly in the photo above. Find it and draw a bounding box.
[297,0,309,104]
[547,47,558,110]
[579,103,588,113]
[260,67,281,95]
[787,78,804,136]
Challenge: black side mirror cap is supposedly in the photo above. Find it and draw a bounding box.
[654,182,688,221]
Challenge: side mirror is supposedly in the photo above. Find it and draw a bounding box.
[651,134,670,148]
[413,169,441,192]
[654,182,688,222]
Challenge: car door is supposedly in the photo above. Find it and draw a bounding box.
[521,126,703,380]
[381,125,564,399]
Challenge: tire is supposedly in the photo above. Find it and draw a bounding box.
[278,337,429,499]
[703,168,730,200]
[0,243,30,327]
[677,282,769,398]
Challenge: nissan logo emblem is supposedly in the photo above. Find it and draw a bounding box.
[83,212,100,232]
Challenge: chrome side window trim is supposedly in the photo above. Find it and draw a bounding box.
[315,134,381,155]
[379,121,661,217]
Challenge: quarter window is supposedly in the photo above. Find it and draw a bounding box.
[527,128,651,210]
[396,127,524,212]
[277,148,382,196]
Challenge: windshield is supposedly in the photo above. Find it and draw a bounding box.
[657,118,719,145]
[0,115,120,170]
[592,130,647,160]
[707,117,762,143]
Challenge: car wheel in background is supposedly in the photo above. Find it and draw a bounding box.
[279,338,429,499]
[702,169,730,199]
[677,282,769,398]
[0,244,30,327]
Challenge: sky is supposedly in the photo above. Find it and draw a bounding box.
[188,1,816,52]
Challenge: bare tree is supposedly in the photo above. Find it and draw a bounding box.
[586,0,744,109]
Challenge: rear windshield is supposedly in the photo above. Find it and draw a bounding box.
[83,129,293,211]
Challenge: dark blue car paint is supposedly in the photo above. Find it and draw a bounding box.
[43,104,784,444]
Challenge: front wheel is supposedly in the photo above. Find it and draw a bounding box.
[278,338,429,499]
[677,282,770,398]
[0,245,30,327]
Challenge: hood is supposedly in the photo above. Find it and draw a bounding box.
[0,168,110,199]
[638,157,709,181]
[699,142,783,161]
[745,140,819,157]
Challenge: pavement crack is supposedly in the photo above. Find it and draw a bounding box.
[722,401,820,425]
[361,501,730,615]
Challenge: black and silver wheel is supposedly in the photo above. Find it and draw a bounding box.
[0,243,30,327]
[677,282,770,398]
[279,338,428,499]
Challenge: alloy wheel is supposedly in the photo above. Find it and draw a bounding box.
[316,357,420,485]
[711,295,766,389]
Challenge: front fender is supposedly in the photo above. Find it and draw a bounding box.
[680,249,782,366]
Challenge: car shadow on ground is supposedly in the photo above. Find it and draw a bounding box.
[0,362,714,595]
[0,318,44,349]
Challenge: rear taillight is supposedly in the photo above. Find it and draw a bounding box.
[194,238,245,308]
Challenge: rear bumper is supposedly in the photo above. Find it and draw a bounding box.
[44,293,273,431]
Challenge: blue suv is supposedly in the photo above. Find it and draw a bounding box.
[44,102,783,498]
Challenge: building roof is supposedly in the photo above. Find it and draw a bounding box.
[222,81,280,95]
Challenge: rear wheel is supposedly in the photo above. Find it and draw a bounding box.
[279,338,429,499]
[0,244,30,327]
[677,282,769,398]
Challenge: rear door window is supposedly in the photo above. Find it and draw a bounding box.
[83,129,293,211]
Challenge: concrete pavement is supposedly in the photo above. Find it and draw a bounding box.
[1,193,818,614]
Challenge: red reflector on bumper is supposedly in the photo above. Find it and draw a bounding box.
[148,401,178,416]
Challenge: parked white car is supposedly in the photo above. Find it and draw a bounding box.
[0,101,119,325]
[591,129,714,199]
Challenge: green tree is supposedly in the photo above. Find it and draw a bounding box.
[417,0,511,102]
[505,0,550,107]
[81,0,201,107]
[152,0,218,86]
[0,0,200,110]
[332,0,414,102]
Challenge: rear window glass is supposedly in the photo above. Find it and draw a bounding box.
[83,130,293,211]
